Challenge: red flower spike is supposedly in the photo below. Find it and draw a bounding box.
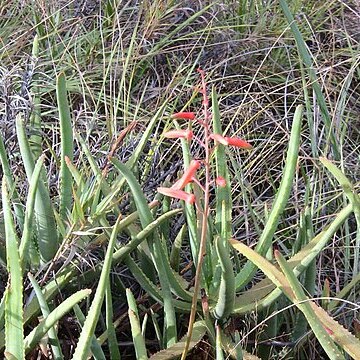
[171,112,196,120]
[164,129,193,141]
[172,160,201,190]
[215,176,226,188]
[225,136,252,149]
[157,187,196,204]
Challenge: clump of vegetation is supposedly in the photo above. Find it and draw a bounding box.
[0,0,359,359]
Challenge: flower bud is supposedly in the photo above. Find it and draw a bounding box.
[171,112,196,120]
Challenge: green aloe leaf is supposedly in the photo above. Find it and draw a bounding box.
[2,179,24,360]
[105,282,121,360]
[126,289,148,360]
[57,72,74,219]
[24,289,91,354]
[275,251,345,360]
[232,240,360,359]
[211,87,235,319]
[19,155,44,269]
[233,203,352,313]
[320,157,360,275]
[111,159,189,346]
[29,34,42,160]
[73,305,106,360]
[16,113,58,262]
[235,105,303,290]
[72,216,122,359]
[27,273,63,360]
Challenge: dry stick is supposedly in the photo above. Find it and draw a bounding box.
[181,69,211,360]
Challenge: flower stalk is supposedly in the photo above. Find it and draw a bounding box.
[157,68,252,359]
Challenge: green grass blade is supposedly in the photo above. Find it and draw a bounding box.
[57,72,74,219]
[126,289,148,360]
[0,134,24,229]
[24,289,91,354]
[279,0,339,158]
[235,105,303,290]
[27,273,63,360]
[16,113,58,261]
[72,216,122,360]
[2,179,24,360]
[29,34,42,159]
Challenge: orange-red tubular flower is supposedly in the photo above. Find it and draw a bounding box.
[164,129,193,141]
[225,136,252,149]
[157,187,195,204]
[210,133,252,149]
[171,112,196,120]
[172,159,201,190]
[215,176,226,188]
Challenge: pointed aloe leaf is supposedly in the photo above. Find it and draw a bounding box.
[16,114,58,261]
[111,158,192,303]
[28,273,63,360]
[19,155,44,269]
[64,156,84,188]
[71,216,122,360]
[232,240,360,359]
[73,305,106,360]
[212,236,235,319]
[170,224,186,272]
[57,72,74,219]
[107,173,180,345]
[2,180,24,360]
[211,88,235,319]
[149,321,207,360]
[123,257,191,312]
[24,289,91,354]
[235,105,303,290]
[275,251,345,360]
[212,87,232,238]
[105,283,121,360]
[233,203,353,313]
[126,289,148,360]
[320,157,360,275]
